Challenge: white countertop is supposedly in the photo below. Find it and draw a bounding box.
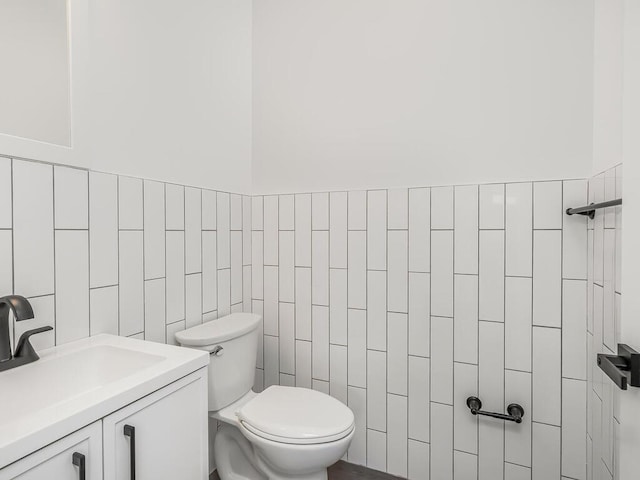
[0,334,209,468]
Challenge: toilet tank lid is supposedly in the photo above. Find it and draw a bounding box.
[175,313,261,346]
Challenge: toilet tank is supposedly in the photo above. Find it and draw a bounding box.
[175,313,261,411]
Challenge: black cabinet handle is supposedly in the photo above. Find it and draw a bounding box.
[72,452,86,480]
[123,425,136,480]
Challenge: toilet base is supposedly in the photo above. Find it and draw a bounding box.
[214,424,330,480]
[214,424,267,480]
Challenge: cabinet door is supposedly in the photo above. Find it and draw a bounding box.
[103,368,208,480]
[0,421,102,480]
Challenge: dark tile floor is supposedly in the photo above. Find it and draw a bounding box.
[210,461,403,479]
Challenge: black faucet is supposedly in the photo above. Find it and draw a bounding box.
[0,295,53,373]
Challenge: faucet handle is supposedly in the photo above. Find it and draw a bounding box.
[14,326,53,360]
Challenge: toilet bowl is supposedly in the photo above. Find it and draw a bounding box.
[175,313,355,480]
[212,387,355,480]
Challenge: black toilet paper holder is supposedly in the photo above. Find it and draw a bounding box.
[466,396,524,424]
[597,344,640,390]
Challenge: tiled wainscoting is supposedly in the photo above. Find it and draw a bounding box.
[0,156,252,351]
[0,152,602,480]
[251,180,591,480]
[587,165,622,480]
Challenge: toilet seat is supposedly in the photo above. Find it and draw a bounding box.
[239,421,354,445]
[237,386,355,445]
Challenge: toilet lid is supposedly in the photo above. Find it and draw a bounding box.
[237,386,355,444]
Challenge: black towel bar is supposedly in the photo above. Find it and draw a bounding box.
[566,198,622,219]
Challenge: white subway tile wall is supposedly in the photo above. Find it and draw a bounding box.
[1,153,605,480]
[252,178,591,480]
[587,165,622,480]
[0,156,252,351]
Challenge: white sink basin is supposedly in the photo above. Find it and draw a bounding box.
[0,345,164,420]
[0,334,209,468]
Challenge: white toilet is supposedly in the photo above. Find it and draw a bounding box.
[175,313,355,480]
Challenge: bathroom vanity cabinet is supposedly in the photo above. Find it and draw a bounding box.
[103,371,207,480]
[0,335,209,480]
[0,422,103,480]
[0,370,207,480]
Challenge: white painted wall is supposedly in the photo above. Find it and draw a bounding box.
[89,0,253,193]
[593,0,624,175]
[252,0,595,194]
[0,0,253,193]
[0,0,605,194]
